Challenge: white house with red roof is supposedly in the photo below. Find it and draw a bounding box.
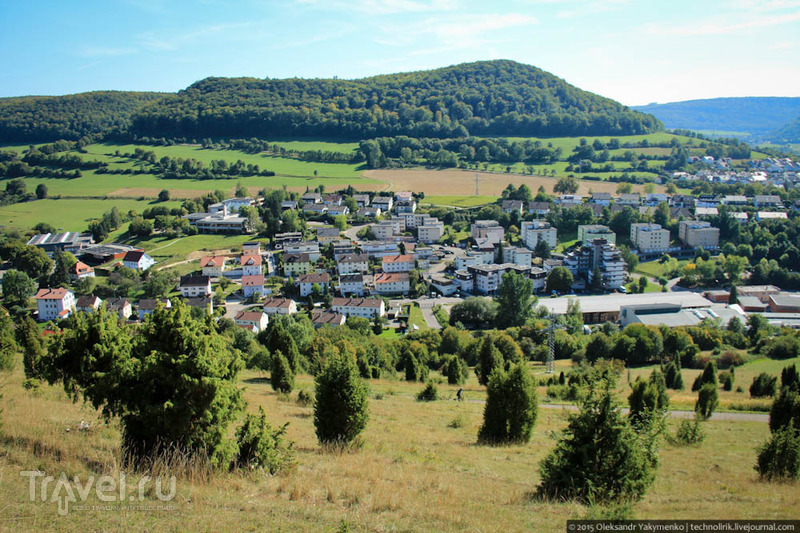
[201,256,227,277]
[35,287,76,321]
[262,298,298,315]
[241,275,266,298]
[240,254,262,277]
[122,250,155,271]
[69,261,95,281]
[382,254,415,273]
[234,310,269,333]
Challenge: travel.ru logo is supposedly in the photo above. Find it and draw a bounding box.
[21,471,176,515]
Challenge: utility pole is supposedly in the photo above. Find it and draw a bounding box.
[543,313,565,374]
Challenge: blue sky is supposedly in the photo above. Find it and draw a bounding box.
[1,0,799,105]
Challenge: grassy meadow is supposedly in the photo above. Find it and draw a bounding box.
[0,357,796,532]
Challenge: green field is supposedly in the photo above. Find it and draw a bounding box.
[268,139,360,154]
[635,259,690,278]
[0,198,180,232]
[498,132,685,153]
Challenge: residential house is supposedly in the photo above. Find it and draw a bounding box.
[337,253,370,275]
[185,296,213,315]
[360,241,400,258]
[328,205,349,217]
[394,200,417,214]
[417,218,444,243]
[241,275,266,298]
[372,221,396,240]
[303,203,328,216]
[106,298,132,320]
[69,261,95,281]
[332,242,356,261]
[471,220,505,245]
[201,256,227,277]
[527,201,551,217]
[280,200,298,210]
[356,207,382,218]
[122,250,155,271]
[274,232,302,250]
[338,273,365,296]
[283,253,314,277]
[754,195,783,208]
[371,196,393,212]
[137,298,171,320]
[382,254,415,273]
[242,241,261,255]
[240,254,262,277]
[284,241,321,261]
[557,194,584,207]
[374,272,410,295]
[395,191,413,202]
[644,193,669,206]
[757,211,788,221]
[295,272,330,297]
[591,193,611,206]
[179,275,212,298]
[323,194,343,206]
[208,197,254,215]
[262,298,298,315]
[234,311,269,333]
[35,288,76,321]
[301,192,322,204]
[76,295,102,314]
[316,227,341,243]
[353,194,370,207]
[331,297,385,318]
[311,310,346,328]
[616,193,641,207]
[501,200,524,215]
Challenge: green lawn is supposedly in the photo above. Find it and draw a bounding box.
[422,195,496,207]
[635,259,690,278]
[0,198,180,232]
[407,303,430,331]
[268,139,360,154]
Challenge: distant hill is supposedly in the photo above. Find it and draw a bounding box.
[0,91,169,143]
[632,97,800,142]
[769,115,800,144]
[130,60,661,140]
[0,61,662,143]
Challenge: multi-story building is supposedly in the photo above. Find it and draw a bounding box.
[371,222,396,240]
[374,272,410,295]
[417,219,444,243]
[382,254,415,273]
[338,273,365,296]
[179,275,212,298]
[331,297,385,318]
[563,238,626,290]
[521,220,557,251]
[360,241,400,258]
[678,220,720,249]
[208,197,255,215]
[295,272,330,297]
[455,250,494,270]
[337,253,370,275]
[501,246,533,267]
[468,263,531,295]
[240,254,263,277]
[284,241,321,261]
[471,220,505,245]
[577,224,616,245]
[371,196,394,212]
[184,213,252,234]
[316,227,341,244]
[274,232,302,250]
[35,288,76,321]
[630,223,670,254]
[283,253,313,277]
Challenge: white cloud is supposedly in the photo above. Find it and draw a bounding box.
[377,12,537,48]
[556,0,629,19]
[295,0,458,15]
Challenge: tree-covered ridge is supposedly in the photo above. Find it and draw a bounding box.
[131,60,662,139]
[0,91,170,143]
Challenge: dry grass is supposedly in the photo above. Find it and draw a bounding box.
[364,169,664,197]
[0,364,797,532]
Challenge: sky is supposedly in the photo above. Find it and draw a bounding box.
[1,0,799,105]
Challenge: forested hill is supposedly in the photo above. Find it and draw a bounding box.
[632,97,800,141]
[130,60,662,140]
[0,91,169,143]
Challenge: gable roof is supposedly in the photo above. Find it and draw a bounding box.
[295,272,330,284]
[241,275,265,287]
[35,288,72,300]
[201,256,226,268]
[122,250,147,263]
[240,254,262,266]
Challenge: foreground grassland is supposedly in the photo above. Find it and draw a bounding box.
[0,360,796,532]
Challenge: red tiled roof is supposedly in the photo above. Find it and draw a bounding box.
[241,254,262,266]
[374,273,409,284]
[201,256,226,268]
[296,273,330,284]
[382,254,414,263]
[241,275,265,287]
[35,288,71,300]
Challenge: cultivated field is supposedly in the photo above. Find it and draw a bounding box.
[364,169,665,197]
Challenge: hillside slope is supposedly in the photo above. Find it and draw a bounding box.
[0,91,170,142]
[633,97,800,141]
[130,60,661,139]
